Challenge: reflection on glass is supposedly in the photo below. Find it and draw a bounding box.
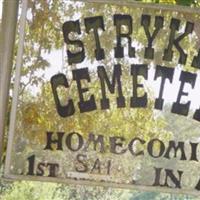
[5,0,200,198]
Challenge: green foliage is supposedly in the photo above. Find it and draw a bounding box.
[139,0,197,6]
[176,0,194,6]
[0,181,65,200]
[0,181,131,200]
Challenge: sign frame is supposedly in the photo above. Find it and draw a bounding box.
[4,0,200,196]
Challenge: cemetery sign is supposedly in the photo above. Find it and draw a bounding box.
[5,0,200,196]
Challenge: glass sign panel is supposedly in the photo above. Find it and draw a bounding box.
[5,0,200,196]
